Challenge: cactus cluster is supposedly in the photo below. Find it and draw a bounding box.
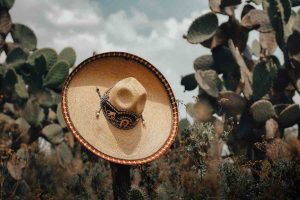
[0,1,114,199]
[179,0,300,198]
[0,0,76,162]
[181,0,300,141]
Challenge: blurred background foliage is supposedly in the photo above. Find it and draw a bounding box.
[0,0,300,199]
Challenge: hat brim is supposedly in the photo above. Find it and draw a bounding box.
[61,52,178,165]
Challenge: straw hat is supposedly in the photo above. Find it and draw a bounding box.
[61,52,178,165]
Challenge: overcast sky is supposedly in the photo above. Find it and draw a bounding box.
[8,0,299,118]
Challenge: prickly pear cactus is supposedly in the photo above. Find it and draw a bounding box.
[181,0,300,136]
[180,0,300,198]
[0,1,112,199]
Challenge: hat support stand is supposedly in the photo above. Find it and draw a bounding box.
[110,162,131,200]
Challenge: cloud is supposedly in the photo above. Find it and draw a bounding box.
[8,0,300,119]
[7,0,224,117]
[46,6,101,27]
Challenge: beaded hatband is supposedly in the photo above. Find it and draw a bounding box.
[96,87,144,130]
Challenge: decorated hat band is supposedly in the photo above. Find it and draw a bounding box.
[96,86,145,130]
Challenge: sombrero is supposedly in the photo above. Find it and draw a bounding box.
[61,52,178,165]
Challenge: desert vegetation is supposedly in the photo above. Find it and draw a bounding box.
[0,0,300,199]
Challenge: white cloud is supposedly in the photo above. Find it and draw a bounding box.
[8,0,217,117]
[5,0,299,120]
[46,6,101,27]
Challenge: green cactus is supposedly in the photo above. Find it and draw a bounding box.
[287,30,300,57]
[181,73,198,91]
[193,55,215,71]
[212,45,239,74]
[184,12,218,44]
[179,118,190,133]
[58,47,76,67]
[0,0,15,9]
[55,141,73,168]
[21,97,45,126]
[17,56,47,92]
[42,124,64,144]
[30,54,47,77]
[266,0,286,54]
[14,74,28,99]
[218,91,246,115]
[278,104,300,128]
[291,0,300,7]
[35,90,53,107]
[250,100,276,123]
[241,9,273,33]
[274,104,289,116]
[4,67,17,87]
[259,32,278,55]
[43,61,69,89]
[6,47,28,64]
[10,23,37,50]
[278,0,292,23]
[252,56,279,100]
[222,70,241,91]
[195,69,222,97]
[28,48,58,69]
[0,2,119,200]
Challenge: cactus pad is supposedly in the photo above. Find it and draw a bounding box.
[252,57,279,100]
[259,32,277,54]
[58,47,76,67]
[241,9,273,32]
[278,104,300,128]
[195,69,221,97]
[6,47,28,64]
[43,61,69,89]
[287,31,300,56]
[218,91,246,115]
[56,142,73,168]
[193,55,215,71]
[10,23,37,51]
[274,104,289,116]
[181,73,198,91]
[29,48,58,69]
[212,45,239,74]
[185,12,218,44]
[179,118,190,133]
[42,124,64,145]
[15,75,28,99]
[21,98,45,127]
[0,0,15,10]
[250,100,276,123]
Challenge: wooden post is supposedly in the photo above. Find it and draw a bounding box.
[110,162,131,200]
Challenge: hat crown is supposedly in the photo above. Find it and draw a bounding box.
[109,77,147,115]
